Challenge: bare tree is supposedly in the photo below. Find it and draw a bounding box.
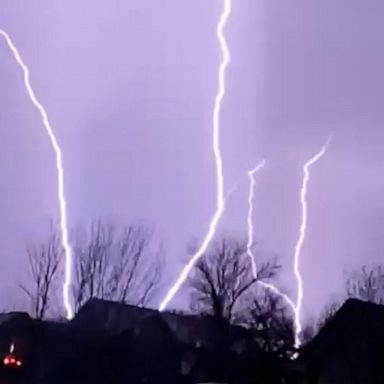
[73,221,162,311]
[345,265,384,304]
[189,237,279,324]
[244,289,295,358]
[20,230,62,319]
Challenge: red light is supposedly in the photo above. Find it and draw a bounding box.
[3,354,22,368]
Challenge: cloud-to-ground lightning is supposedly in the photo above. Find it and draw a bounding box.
[293,136,332,348]
[159,0,231,311]
[245,160,297,343]
[0,30,74,319]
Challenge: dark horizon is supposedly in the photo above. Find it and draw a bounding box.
[1,0,384,325]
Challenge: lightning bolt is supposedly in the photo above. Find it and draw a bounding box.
[0,30,74,319]
[159,0,231,311]
[293,136,332,348]
[246,160,266,277]
[245,160,297,345]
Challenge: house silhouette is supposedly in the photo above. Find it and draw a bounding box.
[286,298,384,384]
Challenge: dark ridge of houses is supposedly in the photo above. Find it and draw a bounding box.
[73,298,257,352]
[6,298,384,383]
[0,299,270,384]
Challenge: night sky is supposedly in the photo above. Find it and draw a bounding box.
[1,1,384,322]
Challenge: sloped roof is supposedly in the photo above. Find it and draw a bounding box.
[294,298,384,370]
[74,298,221,346]
[73,298,256,349]
[73,298,155,333]
[0,312,30,325]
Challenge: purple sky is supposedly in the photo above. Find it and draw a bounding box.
[1,1,384,322]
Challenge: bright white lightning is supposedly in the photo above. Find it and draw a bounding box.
[245,160,297,343]
[159,0,231,311]
[293,137,332,348]
[246,160,266,277]
[0,30,74,319]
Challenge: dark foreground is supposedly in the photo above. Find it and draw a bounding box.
[0,298,383,384]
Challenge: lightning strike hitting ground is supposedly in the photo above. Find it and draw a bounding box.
[245,161,297,336]
[293,137,332,348]
[159,0,231,311]
[0,30,74,320]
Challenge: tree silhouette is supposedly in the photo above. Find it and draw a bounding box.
[345,265,384,304]
[20,229,62,319]
[189,237,279,324]
[73,221,162,311]
[244,289,295,358]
